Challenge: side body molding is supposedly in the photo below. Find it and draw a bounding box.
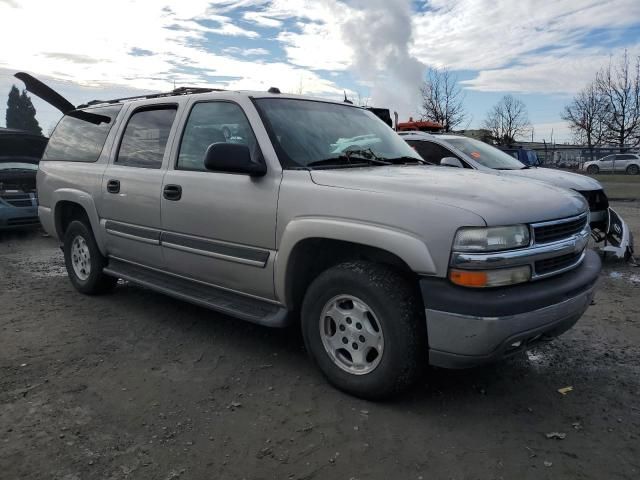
[274,217,437,305]
[50,188,106,254]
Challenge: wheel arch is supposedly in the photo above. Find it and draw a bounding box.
[52,189,106,254]
[275,218,436,311]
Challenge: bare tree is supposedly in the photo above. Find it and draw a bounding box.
[561,82,607,159]
[595,50,640,150]
[419,67,466,132]
[482,95,531,145]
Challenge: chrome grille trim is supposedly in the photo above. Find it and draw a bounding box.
[450,212,591,280]
[531,212,589,244]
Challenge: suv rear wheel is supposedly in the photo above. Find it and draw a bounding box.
[301,261,426,399]
[626,164,639,175]
[63,220,117,295]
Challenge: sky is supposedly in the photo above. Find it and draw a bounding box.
[1,0,639,142]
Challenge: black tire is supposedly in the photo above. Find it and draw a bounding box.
[301,261,427,400]
[586,165,599,174]
[626,164,639,175]
[63,220,117,295]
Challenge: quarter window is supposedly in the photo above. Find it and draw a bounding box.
[43,105,122,162]
[116,107,177,168]
[177,102,259,171]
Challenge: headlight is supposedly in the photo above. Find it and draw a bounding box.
[453,225,530,252]
[449,265,531,288]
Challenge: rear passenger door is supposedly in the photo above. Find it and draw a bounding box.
[100,104,179,269]
[160,99,280,300]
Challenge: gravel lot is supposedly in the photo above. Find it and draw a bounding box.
[1,201,639,480]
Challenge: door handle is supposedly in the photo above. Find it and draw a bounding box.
[107,179,120,194]
[163,184,182,201]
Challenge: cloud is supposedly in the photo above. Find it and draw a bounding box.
[0,0,343,97]
[42,53,104,64]
[243,11,283,28]
[223,47,270,56]
[412,0,640,71]
[462,43,640,94]
[2,0,640,130]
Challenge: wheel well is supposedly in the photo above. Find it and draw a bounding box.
[54,201,90,239]
[285,238,417,313]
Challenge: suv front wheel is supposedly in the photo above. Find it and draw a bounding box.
[63,220,117,295]
[301,261,427,399]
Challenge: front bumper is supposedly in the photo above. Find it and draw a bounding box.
[598,207,634,259]
[0,205,40,230]
[420,249,601,369]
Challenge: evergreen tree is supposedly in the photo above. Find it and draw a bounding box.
[5,85,43,135]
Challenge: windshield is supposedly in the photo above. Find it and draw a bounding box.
[0,162,38,171]
[255,98,422,168]
[445,137,526,170]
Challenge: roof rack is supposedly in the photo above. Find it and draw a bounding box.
[77,86,225,109]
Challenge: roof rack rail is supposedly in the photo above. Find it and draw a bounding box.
[77,86,225,109]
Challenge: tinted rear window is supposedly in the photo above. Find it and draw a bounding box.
[43,105,122,162]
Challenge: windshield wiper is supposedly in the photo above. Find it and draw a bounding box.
[306,149,392,169]
[383,155,428,165]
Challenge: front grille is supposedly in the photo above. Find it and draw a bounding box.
[1,192,35,208]
[535,251,583,275]
[7,216,39,226]
[533,215,588,244]
[578,189,609,211]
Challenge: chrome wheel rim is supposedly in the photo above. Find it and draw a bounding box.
[71,235,91,281]
[319,295,384,375]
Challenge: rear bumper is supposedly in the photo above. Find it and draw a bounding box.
[420,249,601,369]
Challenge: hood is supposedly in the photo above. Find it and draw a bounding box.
[310,166,587,226]
[503,167,601,191]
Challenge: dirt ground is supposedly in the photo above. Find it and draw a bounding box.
[1,201,639,480]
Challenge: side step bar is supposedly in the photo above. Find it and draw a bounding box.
[103,259,289,327]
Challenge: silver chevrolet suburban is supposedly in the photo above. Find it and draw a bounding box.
[31,77,601,399]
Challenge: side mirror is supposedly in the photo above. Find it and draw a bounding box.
[204,143,266,177]
[440,156,464,168]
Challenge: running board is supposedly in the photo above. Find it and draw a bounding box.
[103,259,289,327]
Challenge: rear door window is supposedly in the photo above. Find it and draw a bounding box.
[116,106,177,169]
[43,105,122,162]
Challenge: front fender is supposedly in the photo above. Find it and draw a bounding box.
[274,217,437,304]
[51,188,106,254]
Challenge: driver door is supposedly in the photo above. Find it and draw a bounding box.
[160,99,280,300]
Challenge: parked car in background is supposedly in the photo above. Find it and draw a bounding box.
[0,128,47,230]
[582,153,640,175]
[400,131,633,259]
[21,71,601,399]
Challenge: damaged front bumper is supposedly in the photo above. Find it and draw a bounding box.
[595,207,634,260]
[420,250,601,369]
